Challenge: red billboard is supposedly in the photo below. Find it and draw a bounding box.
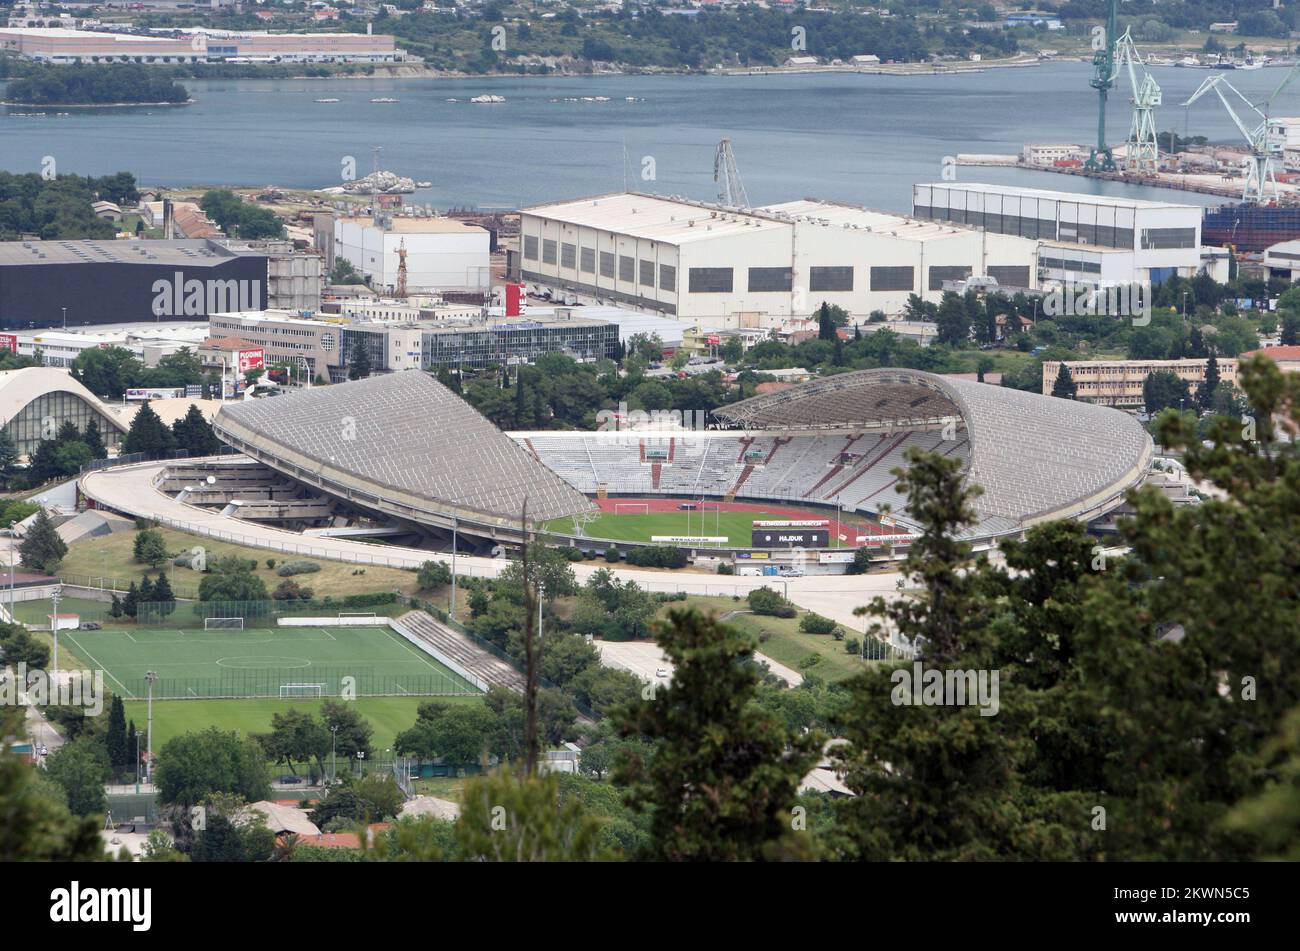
[238,348,265,373]
[0,333,16,354]
[505,282,526,318]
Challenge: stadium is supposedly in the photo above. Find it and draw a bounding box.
[195,367,1153,564]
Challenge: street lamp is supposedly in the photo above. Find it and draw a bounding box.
[134,729,142,795]
[330,723,339,784]
[50,585,61,678]
[450,516,458,620]
[144,670,157,784]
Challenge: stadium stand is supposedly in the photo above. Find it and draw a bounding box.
[393,610,525,693]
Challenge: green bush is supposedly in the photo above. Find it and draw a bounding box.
[799,612,839,636]
[276,560,322,577]
[716,563,734,575]
[562,547,584,562]
[747,586,796,618]
[626,546,689,569]
[604,548,621,563]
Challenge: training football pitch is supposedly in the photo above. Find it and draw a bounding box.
[543,509,851,548]
[59,625,479,701]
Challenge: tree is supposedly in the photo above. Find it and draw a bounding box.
[1050,362,1077,400]
[106,695,131,773]
[190,814,247,862]
[151,572,176,618]
[0,710,104,860]
[935,291,970,346]
[171,404,221,456]
[153,728,270,809]
[198,555,268,603]
[347,338,372,380]
[1142,369,1192,416]
[256,709,328,778]
[395,701,498,765]
[455,764,607,861]
[70,345,142,399]
[121,401,175,458]
[122,581,139,620]
[417,560,452,591]
[1281,312,1300,346]
[44,738,111,817]
[614,608,821,860]
[1197,351,1221,416]
[319,698,373,760]
[817,302,837,341]
[309,774,405,827]
[18,509,67,574]
[81,418,107,460]
[0,430,19,481]
[133,527,169,567]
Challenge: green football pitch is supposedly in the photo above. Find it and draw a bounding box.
[543,510,849,548]
[59,625,480,701]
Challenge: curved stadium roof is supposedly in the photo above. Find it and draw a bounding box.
[715,368,1152,527]
[213,371,594,532]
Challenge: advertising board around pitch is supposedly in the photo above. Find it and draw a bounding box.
[750,528,829,548]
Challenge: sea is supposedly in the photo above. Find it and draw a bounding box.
[0,61,1293,213]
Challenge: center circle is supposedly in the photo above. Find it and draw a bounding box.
[216,656,312,670]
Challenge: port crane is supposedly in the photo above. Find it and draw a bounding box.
[1182,64,1300,203]
[1116,28,1161,174]
[1084,0,1119,171]
[713,138,750,209]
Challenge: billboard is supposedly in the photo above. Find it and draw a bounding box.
[125,388,184,401]
[238,348,265,373]
[752,519,830,529]
[750,529,829,548]
[505,282,527,317]
[0,333,15,354]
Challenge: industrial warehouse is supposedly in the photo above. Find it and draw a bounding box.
[517,191,1043,325]
[0,239,267,330]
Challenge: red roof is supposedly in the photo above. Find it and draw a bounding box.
[1243,346,1300,361]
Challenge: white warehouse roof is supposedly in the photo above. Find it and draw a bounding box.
[917,182,1199,212]
[524,192,990,246]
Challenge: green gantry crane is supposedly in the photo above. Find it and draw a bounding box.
[1085,0,1119,172]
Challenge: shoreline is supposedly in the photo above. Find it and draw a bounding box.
[1,99,194,108]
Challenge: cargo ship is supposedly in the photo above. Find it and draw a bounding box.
[1202,202,1300,252]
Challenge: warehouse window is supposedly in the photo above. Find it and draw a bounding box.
[987,265,1030,287]
[599,251,616,279]
[523,235,538,261]
[810,266,854,292]
[638,260,655,287]
[688,267,734,293]
[928,265,970,291]
[747,267,793,292]
[580,247,596,273]
[542,239,557,265]
[1141,227,1197,250]
[619,255,635,282]
[561,242,576,269]
[659,263,677,292]
[869,266,915,292]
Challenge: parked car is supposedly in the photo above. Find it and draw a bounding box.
[80,622,101,631]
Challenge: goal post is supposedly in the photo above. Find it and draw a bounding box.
[204,617,245,630]
[279,684,324,699]
[337,612,379,623]
[614,502,650,516]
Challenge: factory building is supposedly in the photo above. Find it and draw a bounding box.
[332,216,491,295]
[0,239,267,331]
[913,183,1203,287]
[518,192,1039,326]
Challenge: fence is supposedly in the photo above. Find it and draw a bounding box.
[120,665,476,701]
[125,596,405,627]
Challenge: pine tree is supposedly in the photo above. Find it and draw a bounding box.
[109,594,123,618]
[817,302,836,341]
[122,582,139,619]
[0,430,18,482]
[81,419,107,460]
[1197,351,1221,416]
[1051,363,1077,400]
[18,510,68,574]
[106,696,130,772]
[138,575,154,607]
[122,402,175,458]
[151,572,176,619]
[347,338,372,380]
